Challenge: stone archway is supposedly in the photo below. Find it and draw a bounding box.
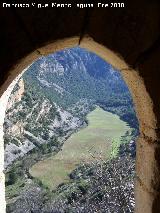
[0,35,159,213]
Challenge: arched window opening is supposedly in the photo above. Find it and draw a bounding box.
[4,47,139,213]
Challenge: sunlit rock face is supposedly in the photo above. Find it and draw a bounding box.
[7,79,24,109]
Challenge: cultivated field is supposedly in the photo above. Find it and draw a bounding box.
[30,107,131,189]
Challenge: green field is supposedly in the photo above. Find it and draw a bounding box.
[30,107,131,189]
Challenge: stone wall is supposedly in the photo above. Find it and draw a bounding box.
[0,1,160,212]
[0,71,25,213]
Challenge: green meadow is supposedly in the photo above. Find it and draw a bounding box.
[30,107,131,189]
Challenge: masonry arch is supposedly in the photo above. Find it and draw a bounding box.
[0,36,159,213]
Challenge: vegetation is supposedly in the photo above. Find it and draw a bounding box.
[46,147,135,213]
[6,142,136,213]
[30,107,132,189]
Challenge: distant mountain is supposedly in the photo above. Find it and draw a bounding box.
[25,48,130,105]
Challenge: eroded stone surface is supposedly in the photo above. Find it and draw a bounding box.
[136,137,160,192]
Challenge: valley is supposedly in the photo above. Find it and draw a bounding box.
[30,107,131,189]
[4,47,138,213]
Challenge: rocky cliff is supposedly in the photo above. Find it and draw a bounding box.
[7,79,24,109]
[4,78,83,169]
